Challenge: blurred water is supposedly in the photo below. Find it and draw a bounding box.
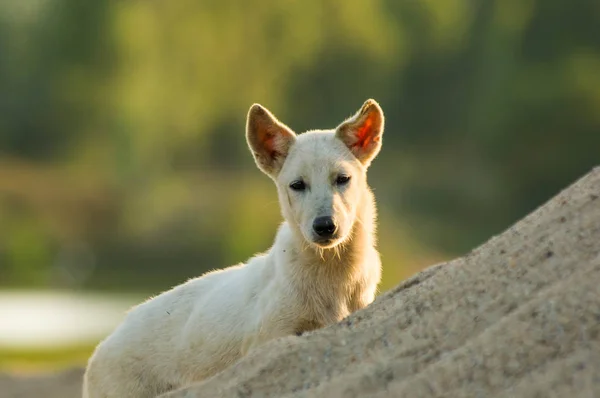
[0,291,140,348]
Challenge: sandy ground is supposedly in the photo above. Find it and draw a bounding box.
[2,167,599,398]
[0,368,83,398]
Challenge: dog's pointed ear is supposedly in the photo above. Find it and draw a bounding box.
[246,104,296,177]
[336,99,384,167]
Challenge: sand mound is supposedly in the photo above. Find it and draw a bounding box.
[164,167,600,398]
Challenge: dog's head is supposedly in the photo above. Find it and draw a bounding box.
[246,99,384,249]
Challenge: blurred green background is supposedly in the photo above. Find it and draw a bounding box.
[0,0,598,372]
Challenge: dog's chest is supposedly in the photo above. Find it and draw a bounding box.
[293,286,353,333]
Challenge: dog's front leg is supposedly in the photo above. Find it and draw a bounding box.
[348,283,377,313]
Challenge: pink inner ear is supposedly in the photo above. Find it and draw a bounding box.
[354,117,374,150]
[263,132,280,159]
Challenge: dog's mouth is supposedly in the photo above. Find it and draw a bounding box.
[311,235,342,249]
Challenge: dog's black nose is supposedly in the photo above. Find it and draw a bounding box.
[313,216,337,238]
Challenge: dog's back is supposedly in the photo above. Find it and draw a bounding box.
[84,258,268,396]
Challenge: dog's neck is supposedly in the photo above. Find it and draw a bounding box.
[284,189,376,269]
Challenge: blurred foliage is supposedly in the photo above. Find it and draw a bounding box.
[0,344,94,372]
[0,0,598,293]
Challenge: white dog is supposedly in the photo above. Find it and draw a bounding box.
[83,99,384,397]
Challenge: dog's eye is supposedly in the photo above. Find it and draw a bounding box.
[336,175,351,185]
[289,180,306,191]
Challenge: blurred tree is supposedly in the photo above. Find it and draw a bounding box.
[0,0,598,291]
[0,0,114,159]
